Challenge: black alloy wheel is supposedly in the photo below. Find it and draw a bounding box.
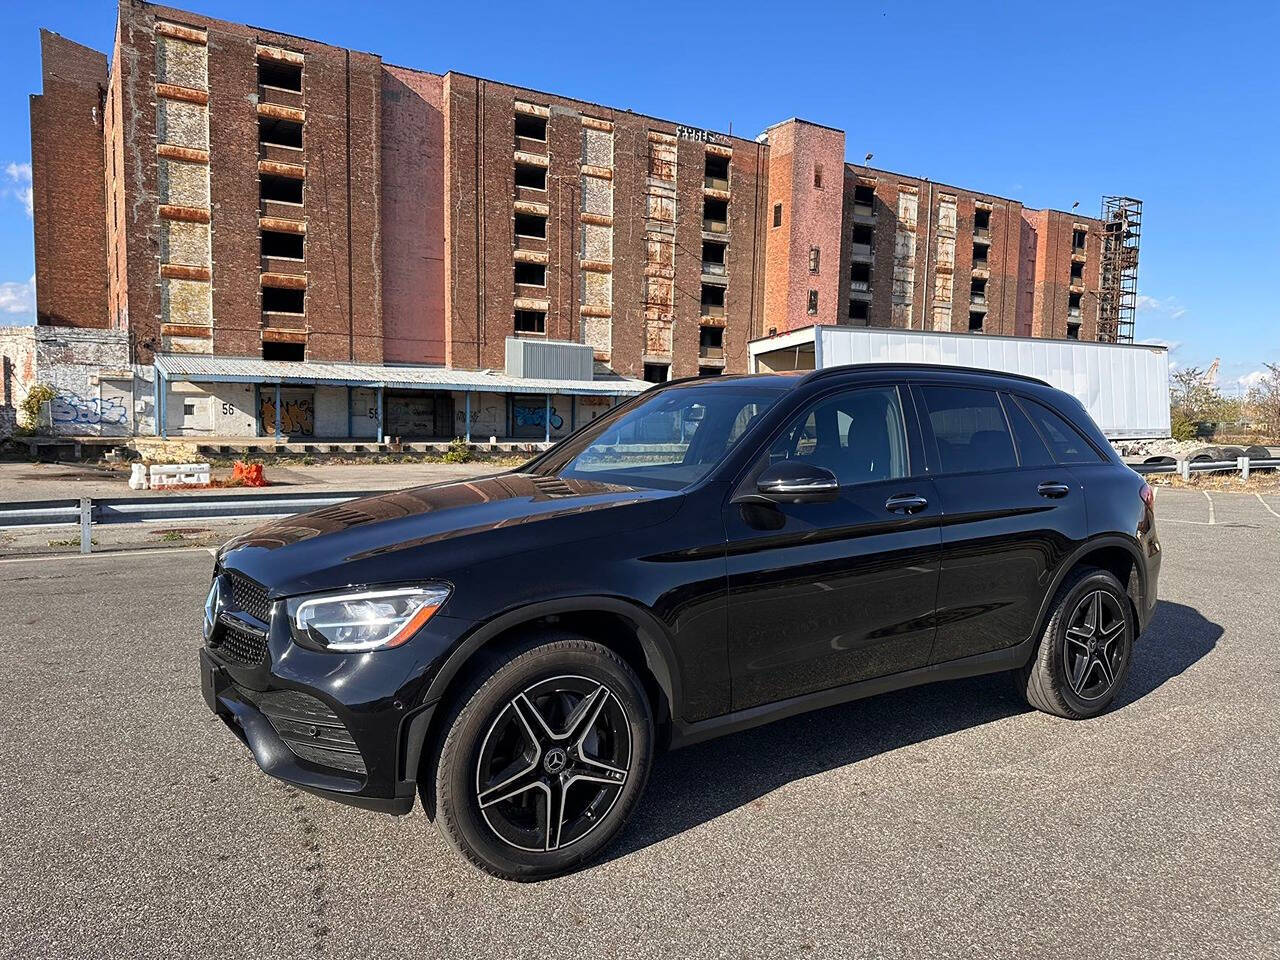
[1061,590,1128,702]
[431,634,653,881]
[475,675,632,852]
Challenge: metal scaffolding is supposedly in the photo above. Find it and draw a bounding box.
[1097,196,1142,343]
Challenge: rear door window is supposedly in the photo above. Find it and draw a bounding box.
[918,385,1017,474]
[1014,396,1104,464]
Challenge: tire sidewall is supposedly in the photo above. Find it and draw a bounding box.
[1047,570,1135,717]
[436,641,653,880]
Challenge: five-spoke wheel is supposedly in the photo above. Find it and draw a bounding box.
[476,676,632,852]
[431,634,653,881]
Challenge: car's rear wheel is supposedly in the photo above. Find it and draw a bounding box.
[432,633,653,880]
[1016,566,1134,719]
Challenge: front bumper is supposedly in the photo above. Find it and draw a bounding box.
[199,590,473,814]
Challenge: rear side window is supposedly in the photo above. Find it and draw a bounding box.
[919,386,1017,474]
[1002,394,1055,467]
[1015,396,1104,464]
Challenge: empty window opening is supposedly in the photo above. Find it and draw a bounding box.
[514,262,546,286]
[262,230,304,259]
[1066,322,1081,340]
[1068,291,1082,316]
[704,153,729,189]
[704,197,729,228]
[183,400,196,417]
[262,340,305,361]
[1070,260,1084,282]
[258,59,302,92]
[702,240,727,267]
[809,246,821,274]
[260,174,303,205]
[968,311,984,332]
[813,163,823,189]
[643,363,669,384]
[970,277,987,302]
[850,261,871,291]
[973,208,991,234]
[514,309,546,333]
[701,283,726,316]
[514,213,547,239]
[698,366,723,377]
[972,242,989,266]
[807,290,819,315]
[515,113,547,141]
[259,116,303,149]
[262,287,305,314]
[852,223,874,247]
[514,163,546,190]
[1072,228,1087,250]
[699,325,724,357]
[853,184,875,209]
[849,299,870,322]
[773,203,782,228]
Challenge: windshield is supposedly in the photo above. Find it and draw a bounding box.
[535,385,782,490]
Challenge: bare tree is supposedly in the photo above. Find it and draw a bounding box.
[1245,363,1280,442]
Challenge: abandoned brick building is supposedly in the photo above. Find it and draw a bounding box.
[23,0,1140,440]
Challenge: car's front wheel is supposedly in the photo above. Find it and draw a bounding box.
[432,633,654,881]
[1016,566,1135,719]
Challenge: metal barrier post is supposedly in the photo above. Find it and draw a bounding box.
[1240,457,1250,481]
[79,498,92,554]
[1179,460,1191,481]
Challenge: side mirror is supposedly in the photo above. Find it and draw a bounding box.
[750,461,840,504]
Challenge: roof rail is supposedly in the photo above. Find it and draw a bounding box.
[799,362,1050,388]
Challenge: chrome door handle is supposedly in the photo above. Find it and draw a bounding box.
[885,494,928,515]
[1037,481,1071,499]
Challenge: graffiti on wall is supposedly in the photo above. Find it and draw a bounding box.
[51,390,129,427]
[259,394,315,437]
[512,399,564,432]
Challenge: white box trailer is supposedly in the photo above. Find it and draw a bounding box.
[748,325,1171,440]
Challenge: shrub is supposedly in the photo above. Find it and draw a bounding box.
[442,437,473,464]
[20,383,57,432]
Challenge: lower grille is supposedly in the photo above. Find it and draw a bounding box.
[212,623,268,666]
[237,687,366,776]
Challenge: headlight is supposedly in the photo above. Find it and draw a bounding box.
[287,586,450,652]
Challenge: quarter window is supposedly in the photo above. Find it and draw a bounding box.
[1015,396,1104,464]
[919,386,1017,474]
[1003,394,1055,467]
[768,386,910,487]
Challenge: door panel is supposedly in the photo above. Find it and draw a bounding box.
[916,384,1088,663]
[725,383,941,711]
[725,479,942,709]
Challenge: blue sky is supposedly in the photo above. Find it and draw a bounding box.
[2,1,1277,389]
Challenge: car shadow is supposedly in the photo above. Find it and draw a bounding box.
[606,600,1221,863]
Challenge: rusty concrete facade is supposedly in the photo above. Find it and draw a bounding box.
[30,4,1127,401]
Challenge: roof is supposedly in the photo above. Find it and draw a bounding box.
[152,354,651,397]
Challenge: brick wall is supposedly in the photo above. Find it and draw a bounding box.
[30,31,110,329]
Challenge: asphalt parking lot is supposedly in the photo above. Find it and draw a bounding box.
[2,487,1277,959]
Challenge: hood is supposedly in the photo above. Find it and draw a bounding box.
[218,472,682,597]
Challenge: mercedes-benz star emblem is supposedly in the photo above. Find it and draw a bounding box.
[543,747,568,775]
[204,577,225,641]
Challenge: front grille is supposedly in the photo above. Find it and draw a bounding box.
[237,687,366,776]
[212,622,269,665]
[227,570,271,622]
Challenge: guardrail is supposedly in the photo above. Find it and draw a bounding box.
[1132,457,1280,480]
[0,490,364,554]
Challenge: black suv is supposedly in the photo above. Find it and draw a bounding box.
[200,364,1160,880]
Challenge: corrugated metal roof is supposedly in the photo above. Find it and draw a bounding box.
[153,354,651,396]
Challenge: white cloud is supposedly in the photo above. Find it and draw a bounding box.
[1136,294,1187,321]
[1238,369,1269,388]
[0,274,35,320]
[4,162,32,217]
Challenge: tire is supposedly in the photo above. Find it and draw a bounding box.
[431,631,654,881]
[1015,566,1135,719]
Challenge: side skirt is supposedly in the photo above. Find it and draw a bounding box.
[669,636,1036,749]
